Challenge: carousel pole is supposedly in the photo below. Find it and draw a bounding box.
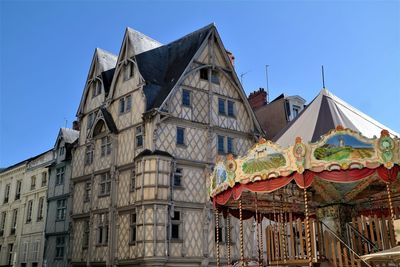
[280,192,287,262]
[273,193,279,261]
[255,194,262,266]
[303,187,313,267]
[239,198,244,267]
[386,182,397,244]
[215,207,220,267]
[227,211,232,267]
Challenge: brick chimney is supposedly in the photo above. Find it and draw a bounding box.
[226,50,235,67]
[248,88,267,109]
[72,120,80,131]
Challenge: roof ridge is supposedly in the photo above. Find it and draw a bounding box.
[95,47,118,58]
[166,23,215,46]
[126,27,162,45]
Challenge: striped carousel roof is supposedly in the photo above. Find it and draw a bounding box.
[274,88,399,147]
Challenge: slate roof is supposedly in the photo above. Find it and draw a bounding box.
[60,128,79,144]
[126,27,162,56]
[135,23,214,110]
[274,88,400,147]
[95,48,117,73]
[100,108,118,133]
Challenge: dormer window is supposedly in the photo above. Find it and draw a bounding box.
[92,80,102,98]
[124,61,135,81]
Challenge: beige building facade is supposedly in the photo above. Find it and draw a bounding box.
[70,24,263,267]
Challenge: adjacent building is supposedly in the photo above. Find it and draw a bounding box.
[248,88,306,140]
[44,128,79,267]
[0,150,53,267]
[17,150,53,267]
[70,24,263,266]
[0,161,27,267]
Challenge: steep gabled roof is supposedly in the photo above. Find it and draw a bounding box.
[126,27,162,56]
[54,127,79,148]
[76,48,117,116]
[135,23,214,110]
[274,88,399,147]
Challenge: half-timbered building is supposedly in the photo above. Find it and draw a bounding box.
[70,24,263,266]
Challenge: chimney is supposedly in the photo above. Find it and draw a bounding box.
[72,120,80,131]
[248,88,267,109]
[226,50,235,67]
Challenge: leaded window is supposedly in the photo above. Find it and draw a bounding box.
[99,173,111,196]
[97,213,108,245]
[55,236,65,258]
[56,167,65,185]
[176,127,185,146]
[56,199,66,220]
[101,136,112,157]
[182,89,191,107]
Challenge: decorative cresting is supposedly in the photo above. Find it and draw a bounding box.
[209,138,295,197]
[209,127,400,201]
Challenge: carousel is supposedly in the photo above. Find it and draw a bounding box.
[209,126,400,267]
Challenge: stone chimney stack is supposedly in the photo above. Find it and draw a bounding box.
[226,50,235,67]
[248,88,267,109]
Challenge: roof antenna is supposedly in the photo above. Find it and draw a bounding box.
[240,71,250,84]
[321,65,326,89]
[64,118,68,128]
[265,65,270,103]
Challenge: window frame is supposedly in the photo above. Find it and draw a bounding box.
[170,211,182,241]
[56,167,65,186]
[129,212,137,245]
[135,126,143,148]
[84,181,91,202]
[10,209,17,235]
[182,89,191,107]
[199,68,208,80]
[227,100,235,117]
[56,199,67,221]
[37,197,44,221]
[176,127,186,146]
[218,98,226,115]
[0,211,6,236]
[85,144,94,166]
[97,213,109,245]
[15,180,21,200]
[130,169,136,192]
[173,168,183,188]
[119,97,126,114]
[31,176,36,190]
[55,236,65,259]
[26,200,33,223]
[83,220,90,248]
[4,183,10,203]
[211,70,220,84]
[41,172,47,187]
[98,172,111,197]
[101,136,112,157]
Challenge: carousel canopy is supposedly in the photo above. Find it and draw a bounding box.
[274,89,400,148]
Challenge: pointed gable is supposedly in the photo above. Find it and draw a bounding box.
[76,48,117,116]
[136,24,214,110]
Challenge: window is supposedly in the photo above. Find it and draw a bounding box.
[227,137,234,154]
[22,242,28,263]
[26,200,33,223]
[126,95,132,112]
[15,180,21,200]
[119,98,125,114]
[99,173,111,196]
[87,112,96,130]
[55,236,65,258]
[56,167,65,185]
[130,169,136,192]
[4,183,10,203]
[11,209,17,235]
[135,126,143,148]
[0,212,6,236]
[56,199,67,220]
[227,100,235,117]
[218,136,235,155]
[92,80,102,98]
[293,105,301,118]
[59,146,65,156]
[7,244,13,266]
[101,136,112,157]
[83,220,90,248]
[31,240,39,262]
[173,168,182,187]
[97,213,109,245]
[200,68,208,80]
[37,197,44,221]
[170,211,181,240]
[130,212,136,244]
[84,181,91,202]
[218,98,226,115]
[85,145,94,165]
[217,135,225,154]
[31,176,36,190]
[182,89,191,107]
[124,62,134,81]
[211,70,219,84]
[41,172,47,186]
[176,127,185,146]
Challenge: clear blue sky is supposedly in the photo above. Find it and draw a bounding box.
[1,1,399,167]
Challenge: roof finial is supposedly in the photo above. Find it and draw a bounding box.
[321,65,326,89]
